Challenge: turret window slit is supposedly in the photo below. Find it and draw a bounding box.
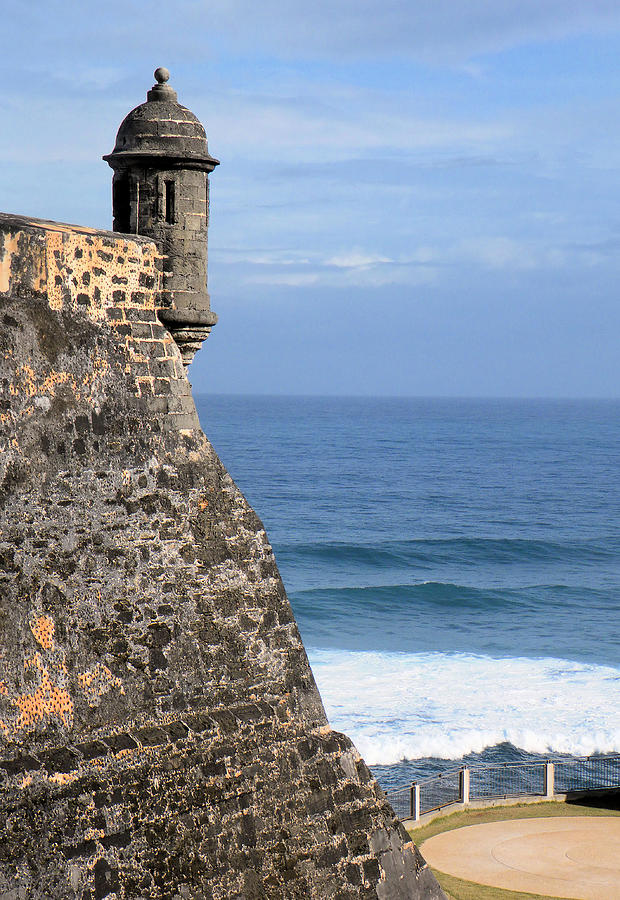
[113,177,130,233]
[165,180,175,224]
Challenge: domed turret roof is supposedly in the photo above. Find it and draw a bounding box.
[104,68,219,170]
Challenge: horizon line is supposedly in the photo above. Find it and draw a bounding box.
[192,392,620,402]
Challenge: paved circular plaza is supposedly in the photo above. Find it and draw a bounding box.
[420,816,620,899]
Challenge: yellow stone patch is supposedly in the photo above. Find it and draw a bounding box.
[0,614,124,739]
[78,664,124,706]
[2,651,74,734]
[0,233,22,295]
[31,615,56,650]
[1,223,162,318]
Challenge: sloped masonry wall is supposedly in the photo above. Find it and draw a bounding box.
[0,214,445,899]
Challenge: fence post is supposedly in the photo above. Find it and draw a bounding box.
[459,766,470,805]
[545,762,555,798]
[410,783,420,821]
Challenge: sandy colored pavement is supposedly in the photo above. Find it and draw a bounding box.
[420,816,620,899]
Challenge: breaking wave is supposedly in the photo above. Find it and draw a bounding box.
[308,648,620,766]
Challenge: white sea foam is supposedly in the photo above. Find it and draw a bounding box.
[307,649,620,765]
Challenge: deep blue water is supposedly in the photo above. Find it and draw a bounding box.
[195,396,620,789]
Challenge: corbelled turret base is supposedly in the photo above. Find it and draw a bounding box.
[0,214,445,899]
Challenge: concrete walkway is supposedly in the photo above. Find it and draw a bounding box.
[420,816,620,899]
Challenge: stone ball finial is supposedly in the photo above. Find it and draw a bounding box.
[145,67,177,102]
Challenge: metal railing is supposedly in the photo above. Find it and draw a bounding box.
[554,755,620,794]
[469,760,545,799]
[385,754,620,821]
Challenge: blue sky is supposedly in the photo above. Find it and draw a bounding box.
[4,1,620,396]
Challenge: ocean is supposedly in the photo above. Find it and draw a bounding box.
[195,395,620,791]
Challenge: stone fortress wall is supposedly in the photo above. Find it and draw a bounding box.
[0,72,446,900]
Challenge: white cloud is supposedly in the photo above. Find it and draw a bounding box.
[201,88,516,167]
[458,236,538,270]
[455,237,566,271]
[217,249,314,267]
[9,0,620,81]
[326,252,392,269]
[216,229,620,294]
[245,271,320,287]
[243,261,436,289]
[202,0,620,62]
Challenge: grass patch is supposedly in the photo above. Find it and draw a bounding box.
[408,799,620,900]
[429,868,566,900]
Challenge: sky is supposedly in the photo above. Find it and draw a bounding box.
[3,1,620,397]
